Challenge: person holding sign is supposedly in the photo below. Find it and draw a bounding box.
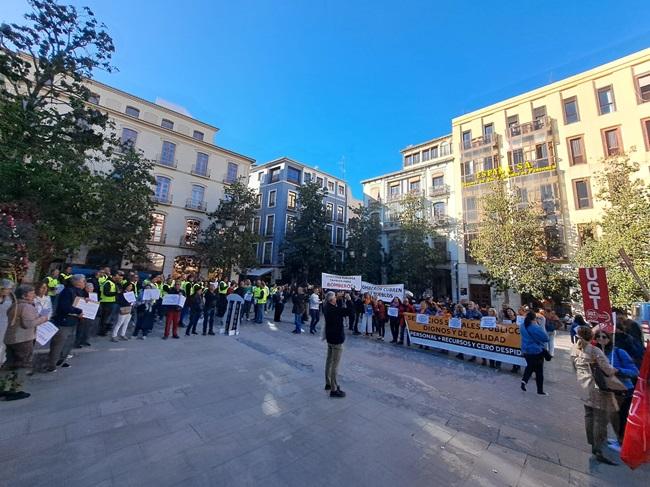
[74,282,96,348]
[48,275,86,372]
[111,283,134,342]
[133,283,156,339]
[387,297,403,343]
[163,282,185,339]
[2,285,49,401]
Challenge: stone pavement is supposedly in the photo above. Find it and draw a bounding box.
[1,308,648,486]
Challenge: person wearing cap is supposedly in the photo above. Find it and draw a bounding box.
[0,279,16,366]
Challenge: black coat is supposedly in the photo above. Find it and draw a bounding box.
[324,301,347,345]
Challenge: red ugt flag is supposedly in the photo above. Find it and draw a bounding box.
[578,267,614,333]
[621,343,650,469]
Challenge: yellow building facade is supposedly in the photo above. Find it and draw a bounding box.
[450,47,650,306]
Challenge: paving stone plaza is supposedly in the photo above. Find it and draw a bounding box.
[1,309,648,486]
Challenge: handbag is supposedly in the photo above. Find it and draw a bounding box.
[590,360,627,392]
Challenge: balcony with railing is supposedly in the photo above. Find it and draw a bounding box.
[507,116,554,146]
[429,184,450,198]
[153,194,173,205]
[179,235,199,248]
[191,165,211,179]
[148,233,166,244]
[185,198,207,212]
[431,215,449,227]
[460,133,499,160]
[386,188,424,202]
[155,154,178,168]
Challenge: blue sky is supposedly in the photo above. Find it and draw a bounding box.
[4,0,650,197]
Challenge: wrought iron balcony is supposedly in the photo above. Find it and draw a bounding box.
[507,116,554,148]
[153,194,173,205]
[155,154,178,168]
[431,215,449,227]
[429,184,450,198]
[185,199,207,212]
[191,165,211,178]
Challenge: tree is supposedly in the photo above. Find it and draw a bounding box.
[387,193,443,295]
[575,153,650,308]
[197,179,259,277]
[0,0,154,275]
[345,202,383,283]
[283,181,334,283]
[469,181,570,301]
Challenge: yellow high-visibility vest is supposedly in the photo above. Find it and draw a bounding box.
[46,276,59,296]
[100,280,117,303]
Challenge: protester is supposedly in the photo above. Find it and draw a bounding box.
[388,297,402,343]
[242,279,253,321]
[202,283,217,335]
[291,287,306,334]
[571,326,620,465]
[98,273,119,336]
[594,329,639,451]
[571,314,588,344]
[163,282,184,339]
[463,301,483,362]
[502,307,521,373]
[216,282,228,331]
[374,299,387,341]
[544,309,562,357]
[34,282,53,320]
[273,285,285,322]
[309,287,322,334]
[74,282,94,348]
[359,293,373,336]
[0,279,16,366]
[346,293,357,335]
[323,291,347,398]
[133,283,156,339]
[48,274,85,371]
[185,287,204,336]
[2,284,49,400]
[398,298,414,346]
[112,282,134,342]
[519,311,549,395]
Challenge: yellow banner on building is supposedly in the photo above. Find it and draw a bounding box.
[404,314,526,366]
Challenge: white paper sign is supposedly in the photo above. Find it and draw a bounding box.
[416,313,430,324]
[449,317,462,329]
[480,316,497,329]
[502,319,512,324]
[73,297,99,320]
[162,294,181,306]
[387,307,399,317]
[88,293,99,302]
[178,295,186,308]
[321,272,362,291]
[516,315,525,326]
[360,281,405,302]
[123,291,136,304]
[244,292,252,302]
[143,288,160,301]
[36,321,59,345]
[55,284,64,295]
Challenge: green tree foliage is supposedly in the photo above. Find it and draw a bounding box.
[283,181,334,283]
[469,181,571,301]
[0,0,154,274]
[197,179,259,277]
[387,193,442,295]
[345,202,383,283]
[575,153,650,308]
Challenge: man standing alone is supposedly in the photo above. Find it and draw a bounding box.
[323,291,347,398]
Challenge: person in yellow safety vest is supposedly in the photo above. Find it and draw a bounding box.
[218,281,228,295]
[98,274,119,336]
[98,266,110,286]
[252,280,263,323]
[45,269,61,297]
[59,265,73,287]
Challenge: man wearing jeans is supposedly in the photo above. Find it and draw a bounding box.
[323,291,347,398]
[48,274,85,371]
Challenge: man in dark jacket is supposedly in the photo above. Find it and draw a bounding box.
[323,291,348,398]
[291,287,306,334]
[203,283,218,335]
[48,274,86,371]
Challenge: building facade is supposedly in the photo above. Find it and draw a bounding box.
[451,47,650,307]
[248,157,349,281]
[74,79,254,276]
[361,135,459,298]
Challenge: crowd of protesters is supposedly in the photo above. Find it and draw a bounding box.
[0,268,269,401]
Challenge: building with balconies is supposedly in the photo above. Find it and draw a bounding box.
[361,134,459,298]
[72,79,254,276]
[248,157,350,282]
[451,47,650,308]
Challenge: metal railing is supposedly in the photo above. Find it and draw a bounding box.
[148,233,166,244]
[185,199,207,211]
[191,165,211,178]
[153,194,173,205]
[155,154,178,168]
[429,184,450,197]
[507,116,552,139]
[461,133,497,152]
